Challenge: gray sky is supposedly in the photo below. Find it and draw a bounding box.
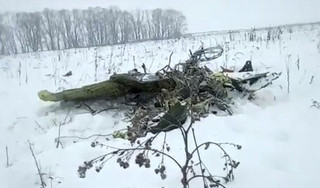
[1,0,320,32]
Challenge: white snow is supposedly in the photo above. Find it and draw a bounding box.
[1,23,320,188]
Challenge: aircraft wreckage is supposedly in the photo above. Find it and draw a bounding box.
[38,46,281,141]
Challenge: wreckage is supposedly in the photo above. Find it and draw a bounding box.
[38,46,281,141]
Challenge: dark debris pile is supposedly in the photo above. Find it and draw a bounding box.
[122,46,281,142]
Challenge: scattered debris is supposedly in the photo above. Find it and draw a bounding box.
[38,46,281,141]
[63,71,72,77]
[311,100,320,109]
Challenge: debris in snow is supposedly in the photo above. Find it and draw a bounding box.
[37,46,281,142]
[63,71,72,77]
[311,100,320,109]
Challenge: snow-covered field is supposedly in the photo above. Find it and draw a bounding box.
[1,23,320,188]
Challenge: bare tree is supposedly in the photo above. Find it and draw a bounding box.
[71,9,83,48]
[130,9,145,40]
[16,12,43,52]
[151,8,163,39]
[83,8,96,46]
[83,7,107,46]
[163,9,187,38]
[0,7,187,55]
[119,10,133,43]
[0,14,6,54]
[58,9,73,49]
[0,13,18,55]
[42,9,58,50]
[108,7,121,44]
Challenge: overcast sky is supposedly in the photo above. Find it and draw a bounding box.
[1,0,320,33]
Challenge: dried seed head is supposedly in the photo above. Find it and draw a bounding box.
[78,166,87,178]
[95,166,102,173]
[123,162,129,169]
[159,165,166,173]
[160,173,167,180]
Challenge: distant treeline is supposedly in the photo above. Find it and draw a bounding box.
[0,7,187,55]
